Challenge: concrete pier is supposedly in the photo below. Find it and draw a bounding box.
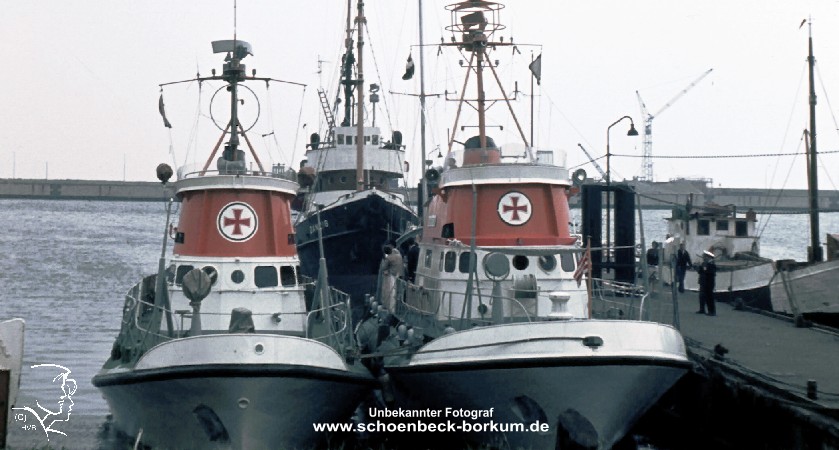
[641,287,839,449]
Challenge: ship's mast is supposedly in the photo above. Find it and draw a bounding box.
[442,2,531,161]
[355,0,366,192]
[806,20,822,262]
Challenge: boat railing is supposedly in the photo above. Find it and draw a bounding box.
[393,279,592,328]
[176,163,297,182]
[305,287,353,341]
[590,279,647,321]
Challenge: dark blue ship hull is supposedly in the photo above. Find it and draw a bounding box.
[295,192,418,323]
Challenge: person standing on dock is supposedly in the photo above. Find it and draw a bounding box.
[381,245,404,313]
[696,250,717,315]
[675,242,692,293]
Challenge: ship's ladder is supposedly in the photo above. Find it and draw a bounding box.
[317,88,336,143]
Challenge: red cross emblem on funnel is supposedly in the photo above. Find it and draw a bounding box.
[217,201,258,242]
[497,191,532,226]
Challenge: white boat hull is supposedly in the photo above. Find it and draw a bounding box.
[93,334,373,449]
[769,259,839,314]
[385,320,689,449]
[661,260,774,306]
[0,318,25,419]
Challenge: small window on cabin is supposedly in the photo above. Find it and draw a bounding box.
[697,220,710,236]
[538,255,557,272]
[735,220,748,237]
[337,135,345,145]
[716,220,729,232]
[459,252,475,274]
[372,135,379,145]
[175,265,195,286]
[560,253,575,272]
[255,266,279,288]
[202,266,218,285]
[365,136,371,144]
[442,223,455,238]
[340,176,347,183]
[424,249,433,268]
[280,266,296,287]
[231,270,245,284]
[512,255,529,270]
[444,251,457,272]
[295,265,304,285]
[438,251,445,271]
[347,136,354,145]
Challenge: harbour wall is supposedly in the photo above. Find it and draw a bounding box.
[0,178,171,202]
[1,178,838,212]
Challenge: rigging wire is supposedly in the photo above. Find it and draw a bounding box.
[289,86,307,168]
[758,135,805,238]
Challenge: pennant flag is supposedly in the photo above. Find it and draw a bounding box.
[402,54,415,80]
[573,243,591,287]
[158,93,172,128]
[528,53,542,86]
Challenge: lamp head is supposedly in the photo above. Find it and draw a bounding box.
[627,123,639,136]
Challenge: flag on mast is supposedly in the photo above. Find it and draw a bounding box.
[158,93,172,128]
[573,243,591,287]
[528,53,542,86]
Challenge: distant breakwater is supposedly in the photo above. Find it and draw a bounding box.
[0,178,171,202]
[1,177,837,212]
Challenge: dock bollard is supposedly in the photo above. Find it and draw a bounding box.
[807,380,818,400]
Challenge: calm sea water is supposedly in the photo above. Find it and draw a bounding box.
[1,198,837,449]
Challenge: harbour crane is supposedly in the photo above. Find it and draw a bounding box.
[577,143,607,180]
[636,68,713,181]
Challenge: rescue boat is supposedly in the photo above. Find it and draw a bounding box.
[92,38,373,449]
[366,3,691,449]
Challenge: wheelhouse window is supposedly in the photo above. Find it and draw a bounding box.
[444,251,457,273]
[175,265,194,286]
[337,134,344,145]
[458,252,475,274]
[280,266,296,287]
[716,220,729,232]
[560,253,575,272]
[372,135,379,145]
[255,266,279,288]
[735,220,748,237]
[424,249,433,268]
[697,219,710,236]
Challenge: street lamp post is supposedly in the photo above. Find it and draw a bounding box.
[605,115,639,269]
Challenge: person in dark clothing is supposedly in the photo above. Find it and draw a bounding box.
[675,242,692,293]
[646,241,660,266]
[696,251,717,315]
[406,239,420,282]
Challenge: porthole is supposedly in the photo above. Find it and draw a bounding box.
[512,255,529,270]
[202,266,218,285]
[538,255,557,272]
[231,270,245,284]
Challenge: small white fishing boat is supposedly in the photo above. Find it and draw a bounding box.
[660,201,775,309]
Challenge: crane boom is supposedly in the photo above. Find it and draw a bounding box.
[637,68,713,181]
[577,143,607,180]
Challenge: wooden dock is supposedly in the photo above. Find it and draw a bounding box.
[641,286,839,449]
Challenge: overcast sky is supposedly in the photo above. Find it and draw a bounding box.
[3,0,839,190]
